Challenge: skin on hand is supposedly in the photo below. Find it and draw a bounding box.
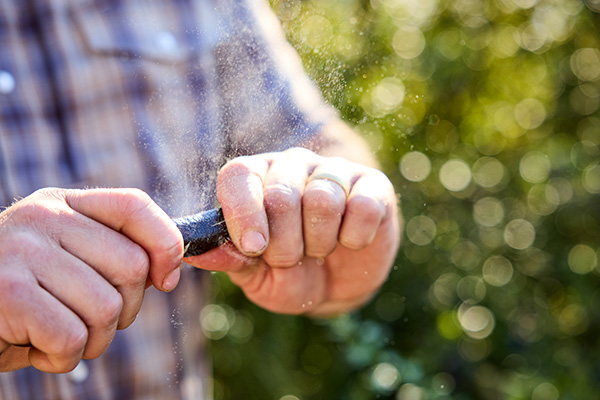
[185,147,401,316]
[0,188,183,373]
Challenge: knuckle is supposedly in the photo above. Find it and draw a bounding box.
[264,184,300,215]
[347,195,384,224]
[30,187,66,202]
[1,231,37,259]
[57,325,88,356]
[371,169,393,186]
[264,249,303,268]
[284,147,314,159]
[160,237,184,268]
[218,157,253,181]
[15,201,64,228]
[217,157,266,204]
[0,271,34,303]
[94,293,123,327]
[340,234,369,250]
[328,156,346,164]
[110,188,152,218]
[121,246,150,286]
[303,189,344,216]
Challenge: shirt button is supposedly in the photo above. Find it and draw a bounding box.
[155,31,178,53]
[0,70,16,95]
[67,360,90,384]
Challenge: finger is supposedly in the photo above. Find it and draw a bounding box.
[63,188,183,292]
[0,346,31,372]
[0,338,8,355]
[185,241,252,273]
[262,150,312,267]
[34,250,122,360]
[217,156,270,256]
[339,170,391,250]
[14,287,88,373]
[57,212,148,329]
[303,161,354,258]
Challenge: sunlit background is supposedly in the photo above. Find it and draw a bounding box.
[206,0,600,398]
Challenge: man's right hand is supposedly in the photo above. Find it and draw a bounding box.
[0,188,183,373]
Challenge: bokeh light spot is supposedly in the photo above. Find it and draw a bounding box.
[451,240,481,271]
[519,152,551,183]
[504,219,536,250]
[513,0,539,10]
[495,102,523,138]
[300,15,333,48]
[435,219,461,249]
[271,0,302,21]
[472,157,505,188]
[570,48,600,82]
[228,312,254,344]
[432,372,455,395]
[527,184,560,215]
[435,28,464,60]
[586,0,600,12]
[439,159,472,191]
[549,177,574,205]
[514,98,546,130]
[568,244,598,274]
[558,304,589,336]
[532,382,559,400]
[457,276,486,304]
[474,197,504,227]
[517,22,549,52]
[426,120,459,154]
[396,383,427,400]
[400,151,431,182]
[371,363,401,392]
[582,163,600,193]
[490,24,519,58]
[432,273,460,307]
[570,84,600,115]
[363,78,406,117]
[406,215,437,245]
[458,304,496,339]
[279,396,301,400]
[436,310,462,340]
[482,255,514,287]
[200,304,233,340]
[571,140,600,170]
[393,27,426,59]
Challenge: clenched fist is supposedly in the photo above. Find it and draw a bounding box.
[186,148,400,316]
[0,188,183,373]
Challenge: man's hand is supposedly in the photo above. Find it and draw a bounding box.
[0,188,183,373]
[185,148,400,316]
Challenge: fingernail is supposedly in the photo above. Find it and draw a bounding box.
[241,231,267,254]
[163,267,181,292]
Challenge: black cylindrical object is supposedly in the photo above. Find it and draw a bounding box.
[173,208,230,257]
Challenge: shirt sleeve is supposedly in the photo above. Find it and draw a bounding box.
[212,0,338,156]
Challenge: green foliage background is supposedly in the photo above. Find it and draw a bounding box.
[208,0,600,399]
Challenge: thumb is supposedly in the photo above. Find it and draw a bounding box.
[64,188,184,292]
[0,339,8,356]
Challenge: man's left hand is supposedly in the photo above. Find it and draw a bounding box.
[185,147,400,316]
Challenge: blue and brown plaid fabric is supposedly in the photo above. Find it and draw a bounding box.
[0,0,333,398]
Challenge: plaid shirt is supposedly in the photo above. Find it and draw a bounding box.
[0,0,333,398]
